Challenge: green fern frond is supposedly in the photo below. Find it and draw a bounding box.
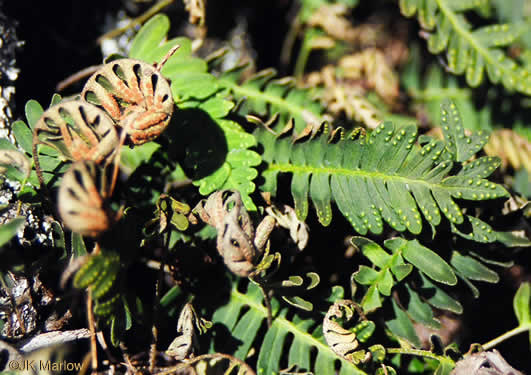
[11,96,68,189]
[401,46,486,130]
[256,118,507,235]
[211,281,368,374]
[352,237,459,317]
[74,252,121,316]
[352,235,506,343]
[216,64,327,134]
[129,15,261,209]
[399,0,531,95]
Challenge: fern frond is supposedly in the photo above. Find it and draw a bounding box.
[129,15,261,209]
[11,96,69,189]
[306,63,385,128]
[399,0,531,95]
[74,252,121,316]
[211,281,368,375]
[216,64,328,134]
[256,118,507,234]
[352,237,458,316]
[402,52,485,130]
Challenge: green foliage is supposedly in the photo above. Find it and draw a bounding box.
[2,5,529,374]
[402,50,491,133]
[399,0,531,95]
[256,105,507,235]
[351,237,458,337]
[513,282,531,345]
[215,64,327,135]
[212,280,368,374]
[129,15,261,209]
[74,252,122,315]
[0,218,24,249]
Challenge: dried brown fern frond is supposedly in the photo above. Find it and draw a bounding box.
[305,48,401,128]
[307,4,358,42]
[306,65,382,128]
[484,129,531,173]
[338,49,400,104]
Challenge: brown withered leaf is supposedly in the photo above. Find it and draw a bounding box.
[484,129,531,173]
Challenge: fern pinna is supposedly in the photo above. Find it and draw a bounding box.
[399,0,531,95]
[212,280,369,375]
[215,63,328,135]
[256,99,507,235]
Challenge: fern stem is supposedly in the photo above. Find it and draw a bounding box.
[280,17,301,68]
[87,291,99,371]
[294,32,313,78]
[218,78,323,130]
[96,0,175,45]
[258,284,273,328]
[387,347,451,363]
[482,324,531,350]
[266,162,441,190]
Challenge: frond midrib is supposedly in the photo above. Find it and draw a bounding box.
[409,87,471,101]
[267,162,448,191]
[218,77,323,124]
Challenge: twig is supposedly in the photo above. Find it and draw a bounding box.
[17,329,91,352]
[149,235,170,371]
[259,285,273,328]
[482,324,531,350]
[56,65,102,92]
[155,44,180,71]
[0,274,26,336]
[87,292,98,373]
[96,0,176,45]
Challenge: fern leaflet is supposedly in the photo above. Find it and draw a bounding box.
[256,118,507,235]
[216,64,327,134]
[129,15,261,209]
[399,0,531,95]
[211,281,368,375]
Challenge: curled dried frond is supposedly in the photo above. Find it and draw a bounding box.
[323,299,376,364]
[306,66,383,129]
[183,0,206,26]
[194,190,274,277]
[450,349,523,375]
[32,100,119,185]
[166,303,212,361]
[265,204,309,251]
[307,4,358,42]
[82,59,174,146]
[58,161,117,237]
[338,49,400,105]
